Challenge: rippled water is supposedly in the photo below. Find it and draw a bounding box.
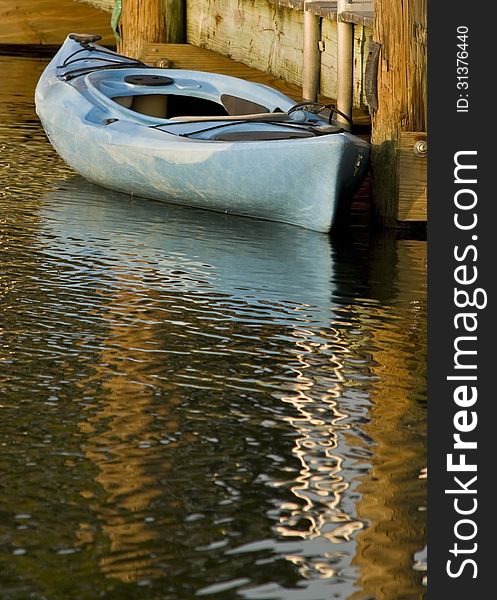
[0,57,426,599]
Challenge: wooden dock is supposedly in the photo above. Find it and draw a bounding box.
[0,0,114,49]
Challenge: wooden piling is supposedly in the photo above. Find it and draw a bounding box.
[302,4,321,102]
[370,0,427,226]
[118,0,185,59]
[336,0,354,127]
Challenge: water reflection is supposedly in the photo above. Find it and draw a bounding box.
[37,179,366,595]
[40,179,338,324]
[1,57,426,600]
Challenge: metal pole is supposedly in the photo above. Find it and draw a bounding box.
[337,0,354,127]
[302,3,321,102]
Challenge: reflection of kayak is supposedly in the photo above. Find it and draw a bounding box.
[42,177,338,325]
[35,34,370,233]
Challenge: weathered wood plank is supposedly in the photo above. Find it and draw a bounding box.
[304,1,337,17]
[0,0,115,46]
[397,132,427,221]
[187,0,306,87]
[339,11,374,27]
[267,0,306,9]
[338,1,374,26]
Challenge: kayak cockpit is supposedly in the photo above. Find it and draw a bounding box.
[110,92,272,121]
[82,67,343,141]
[83,69,289,124]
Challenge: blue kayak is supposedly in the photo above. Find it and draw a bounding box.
[35,34,370,232]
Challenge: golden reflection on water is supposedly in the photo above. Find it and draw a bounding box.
[350,239,427,599]
[78,271,167,583]
[0,57,46,115]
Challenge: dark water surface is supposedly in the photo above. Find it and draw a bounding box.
[0,57,426,599]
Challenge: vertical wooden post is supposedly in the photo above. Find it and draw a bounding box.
[370,0,427,226]
[302,3,321,102]
[118,0,185,59]
[336,0,354,128]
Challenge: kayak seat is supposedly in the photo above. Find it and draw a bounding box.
[111,94,230,119]
[220,94,269,116]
